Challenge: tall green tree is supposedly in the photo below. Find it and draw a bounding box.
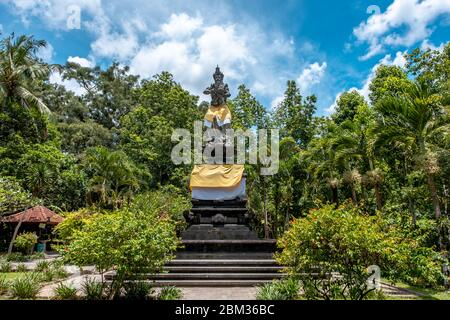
[230,84,267,129]
[369,65,412,106]
[375,81,449,221]
[0,34,58,113]
[63,62,139,129]
[273,80,317,148]
[333,90,367,125]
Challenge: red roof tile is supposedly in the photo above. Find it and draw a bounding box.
[2,206,64,224]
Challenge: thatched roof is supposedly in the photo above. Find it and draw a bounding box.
[2,206,63,225]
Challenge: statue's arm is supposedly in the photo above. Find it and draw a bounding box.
[225,84,231,97]
[203,84,213,95]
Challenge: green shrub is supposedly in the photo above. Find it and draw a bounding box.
[13,232,38,255]
[81,277,104,300]
[29,252,45,260]
[16,263,27,272]
[52,266,68,280]
[61,204,180,299]
[122,281,153,300]
[35,260,50,272]
[277,204,445,299]
[158,286,182,300]
[0,275,9,295]
[53,282,78,300]
[256,279,300,300]
[41,269,55,282]
[53,208,100,243]
[10,273,41,299]
[0,260,12,272]
[6,252,27,262]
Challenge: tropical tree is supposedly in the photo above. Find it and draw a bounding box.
[82,147,143,209]
[273,80,317,148]
[0,34,58,113]
[375,81,450,221]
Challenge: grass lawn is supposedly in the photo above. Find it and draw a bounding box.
[0,272,28,281]
[384,279,450,300]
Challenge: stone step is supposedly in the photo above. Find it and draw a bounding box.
[164,266,283,273]
[191,207,248,213]
[137,279,273,287]
[175,253,275,260]
[181,239,277,253]
[167,259,278,266]
[133,273,285,280]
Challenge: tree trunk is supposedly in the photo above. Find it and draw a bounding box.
[408,197,416,228]
[374,184,382,211]
[351,185,358,206]
[331,186,339,208]
[427,174,441,220]
[8,215,25,254]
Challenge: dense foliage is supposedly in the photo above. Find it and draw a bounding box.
[277,205,444,299]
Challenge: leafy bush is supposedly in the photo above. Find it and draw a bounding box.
[29,252,45,260]
[256,279,300,300]
[13,232,38,255]
[53,208,102,243]
[130,188,191,233]
[53,282,78,300]
[158,286,182,300]
[35,260,50,272]
[277,204,446,299]
[122,281,153,300]
[10,273,41,299]
[0,260,12,272]
[81,277,104,300]
[41,269,55,282]
[6,252,27,262]
[61,202,180,299]
[0,275,9,295]
[16,263,27,272]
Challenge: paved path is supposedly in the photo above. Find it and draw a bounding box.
[180,287,258,300]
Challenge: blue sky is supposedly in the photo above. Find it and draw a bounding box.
[0,0,449,115]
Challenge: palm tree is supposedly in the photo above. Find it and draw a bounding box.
[332,105,384,210]
[83,147,141,209]
[303,130,341,207]
[375,81,450,220]
[0,34,59,113]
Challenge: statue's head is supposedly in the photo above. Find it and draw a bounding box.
[213,65,224,82]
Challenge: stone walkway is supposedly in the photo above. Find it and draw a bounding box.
[180,287,258,300]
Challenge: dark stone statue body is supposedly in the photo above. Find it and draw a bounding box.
[203,66,233,163]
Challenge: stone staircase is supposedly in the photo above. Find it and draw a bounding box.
[115,253,285,287]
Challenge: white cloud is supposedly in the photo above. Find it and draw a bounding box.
[270,95,284,110]
[420,39,445,51]
[48,56,95,95]
[36,42,54,62]
[354,0,450,60]
[0,2,301,108]
[0,0,105,30]
[67,56,95,68]
[297,62,327,94]
[157,13,203,39]
[129,18,258,97]
[49,72,86,96]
